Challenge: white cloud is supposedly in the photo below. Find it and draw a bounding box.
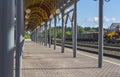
[104,17,109,22]
[111,18,116,22]
[86,17,98,23]
[86,16,116,23]
[84,16,117,28]
[104,17,116,22]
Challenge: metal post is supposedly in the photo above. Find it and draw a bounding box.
[54,15,57,50]
[32,32,34,41]
[39,28,41,43]
[16,0,24,77]
[37,28,39,43]
[34,31,36,42]
[98,0,103,68]
[41,27,43,44]
[44,24,47,46]
[71,22,74,48]
[46,25,48,45]
[35,30,36,42]
[65,24,67,42]
[34,32,35,42]
[33,31,35,42]
[35,31,36,42]
[49,20,52,48]
[39,27,41,43]
[0,0,2,74]
[36,29,38,43]
[73,0,77,58]
[61,11,65,53]
[42,26,44,45]
[31,33,33,41]
[0,0,15,77]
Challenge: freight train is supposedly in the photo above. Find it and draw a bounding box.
[66,23,120,43]
[65,32,98,41]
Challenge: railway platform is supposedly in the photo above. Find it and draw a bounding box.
[22,41,120,77]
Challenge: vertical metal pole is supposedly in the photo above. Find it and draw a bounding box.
[33,32,35,42]
[54,15,57,50]
[44,25,45,45]
[35,31,36,42]
[61,11,65,53]
[34,31,36,42]
[39,28,41,43]
[31,33,33,41]
[73,0,77,58]
[41,26,43,45]
[33,31,35,42]
[32,32,34,42]
[35,30,36,42]
[41,27,42,43]
[32,33,33,41]
[65,24,67,42]
[30,33,32,41]
[49,20,51,48]
[32,32,34,41]
[37,28,39,43]
[0,4,2,76]
[98,0,103,68]
[40,27,42,44]
[71,22,74,48]
[0,0,15,77]
[42,26,44,45]
[35,30,37,43]
[34,31,35,42]
[46,25,48,45]
[33,32,34,42]
[39,27,41,43]
[0,1,2,74]
[44,24,47,46]
[35,29,38,43]
[16,0,24,77]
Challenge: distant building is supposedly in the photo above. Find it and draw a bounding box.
[110,23,120,30]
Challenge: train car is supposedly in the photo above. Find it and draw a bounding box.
[65,32,98,41]
[78,32,98,41]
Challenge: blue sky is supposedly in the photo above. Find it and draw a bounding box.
[77,0,120,28]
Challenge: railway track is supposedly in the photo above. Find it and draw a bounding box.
[78,41,120,47]
[55,41,120,59]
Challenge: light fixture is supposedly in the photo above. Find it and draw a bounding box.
[25,14,29,19]
[47,21,50,25]
[50,14,54,19]
[26,9,31,14]
[41,22,45,25]
[65,9,69,13]
[25,21,28,25]
[56,9,61,14]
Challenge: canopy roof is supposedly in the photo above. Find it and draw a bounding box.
[24,0,76,31]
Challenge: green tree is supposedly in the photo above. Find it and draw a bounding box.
[25,34,30,39]
[66,30,72,36]
[77,26,85,34]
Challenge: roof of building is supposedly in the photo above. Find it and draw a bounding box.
[111,23,120,27]
[24,0,78,31]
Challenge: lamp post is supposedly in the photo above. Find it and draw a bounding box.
[94,0,110,68]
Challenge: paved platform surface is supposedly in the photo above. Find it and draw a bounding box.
[22,41,120,77]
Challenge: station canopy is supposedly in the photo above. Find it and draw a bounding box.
[24,0,76,31]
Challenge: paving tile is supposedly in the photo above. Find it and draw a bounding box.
[22,41,120,77]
